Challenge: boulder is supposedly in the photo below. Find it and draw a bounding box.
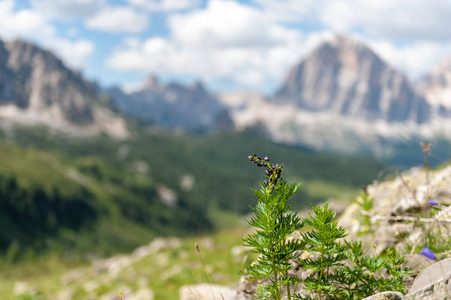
[405,258,451,299]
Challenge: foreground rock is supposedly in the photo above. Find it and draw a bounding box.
[339,165,451,255]
[405,258,451,300]
[363,291,404,300]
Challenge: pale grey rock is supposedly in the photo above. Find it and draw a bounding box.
[407,258,451,295]
[92,255,133,277]
[13,281,38,296]
[403,254,435,276]
[405,270,451,300]
[340,165,451,254]
[180,283,236,300]
[125,288,154,300]
[131,237,180,260]
[60,269,85,285]
[54,288,74,300]
[363,291,404,300]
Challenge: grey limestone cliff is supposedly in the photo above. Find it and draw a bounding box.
[274,35,431,124]
[0,39,127,137]
[108,76,233,132]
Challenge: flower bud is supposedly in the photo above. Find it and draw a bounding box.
[264,157,269,161]
[420,246,436,260]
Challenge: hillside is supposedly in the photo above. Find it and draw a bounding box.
[0,126,385,258]
[0,139,212,259]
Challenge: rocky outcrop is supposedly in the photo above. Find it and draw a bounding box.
[339,165,451,254]
[107,76,233,132]
[0,39,127,137]
[274,35,430,124]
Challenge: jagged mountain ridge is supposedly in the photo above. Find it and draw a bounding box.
[107,76,233,132]
[0,39,127,137]
[274,35,430,124]
[1,35,451,155]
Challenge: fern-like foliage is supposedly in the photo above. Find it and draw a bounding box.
[242,154,409,300]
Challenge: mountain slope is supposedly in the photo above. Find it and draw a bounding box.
[107,76,233,132]
[274,35,430,123]
[0,39,127,137]
[0,139,212,256]
[420,55,451,118]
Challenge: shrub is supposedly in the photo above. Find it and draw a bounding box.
[242,154,409,300]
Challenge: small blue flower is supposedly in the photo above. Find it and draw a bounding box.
[420,246,436,260]
[429,200,438,206]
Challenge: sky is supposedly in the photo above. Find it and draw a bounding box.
[2,0,451,94]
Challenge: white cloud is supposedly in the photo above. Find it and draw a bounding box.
[30,0,105,19]
[128,0,200,11]
[169,0,300,48]
[368,39,451,80]
[86,6,149,33]
[0,0,55,40]
[0,0,94,69]
[252,0,321,23]
[46,38,95,69]
[106,0,310,90]
[320,0,451,41]
[106,1,334,92]
[254,0,451,42]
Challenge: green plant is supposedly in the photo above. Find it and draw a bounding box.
[298,203,348,299]
[242,154,304,300]
[357,191,374,235]
[242,154,409,300]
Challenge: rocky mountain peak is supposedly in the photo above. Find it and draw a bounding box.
[139,75,160,91]
[274,34,430,124]
[108,78,233,131]
[0,38,127,137]
[420,55,451,114]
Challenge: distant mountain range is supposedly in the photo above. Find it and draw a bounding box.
[219,35,451,154]
[1,35,451,155]
[106,76,233,132]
